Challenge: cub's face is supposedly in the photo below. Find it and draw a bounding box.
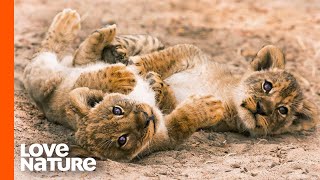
[235,45,317,136]
[69,88,161,161]
[237,70,303,135]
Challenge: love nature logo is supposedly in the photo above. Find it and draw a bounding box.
[20,144,96,172]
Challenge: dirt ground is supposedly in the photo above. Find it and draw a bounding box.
[14,0,320,179]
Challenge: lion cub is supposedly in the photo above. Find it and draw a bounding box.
[23,9,224,161]
[76,22,318,137]
[128,44,319,136]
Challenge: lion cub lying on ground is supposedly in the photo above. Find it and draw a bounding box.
[75,16,318,137]
[76,22,318,137]
[127,42,319,137]
[23,9,224,161]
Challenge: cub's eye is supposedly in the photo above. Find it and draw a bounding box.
[118,135,127,147]
[263,80,273,93]
[278,106,288,115]
[112,106,124,115]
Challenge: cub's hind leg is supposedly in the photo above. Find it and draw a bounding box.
[40,9,81,56]
[145,72,176,114]
[24,9,81,103]
[73,25,116,66]
[102,35,164,64]
[73,31,164,66]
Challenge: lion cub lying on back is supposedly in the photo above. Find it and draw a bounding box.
[23,9,224,161]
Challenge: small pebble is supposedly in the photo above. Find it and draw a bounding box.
[231,163,241,168]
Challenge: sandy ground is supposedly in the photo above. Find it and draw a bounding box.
[14,0,320,179]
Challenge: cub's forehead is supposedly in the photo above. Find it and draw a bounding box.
[103,94,135,105]
[246,70,303,102]
[246,70,299,86]
[273,72,302,100]
[274,72,304,105]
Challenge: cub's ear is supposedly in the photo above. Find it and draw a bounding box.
[69,87,104,117]
[250,45,285,71]
[290,100,319,132]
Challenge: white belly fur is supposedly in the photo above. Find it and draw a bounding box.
[127,75,156,106]
[165,64,214,104]
[165,62,231,105]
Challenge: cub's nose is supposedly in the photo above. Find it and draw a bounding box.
[256,101,266,115]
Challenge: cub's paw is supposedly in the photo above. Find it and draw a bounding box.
[42,9,81,53]
[145,72,165,104]
[73,25,117,66]
[128,56,147,75]
[106,65,136,94]
[85,24,117,50]
[102,42,128,64]
[75,65,136,94]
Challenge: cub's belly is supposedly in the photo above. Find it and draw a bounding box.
[165,66,217,104]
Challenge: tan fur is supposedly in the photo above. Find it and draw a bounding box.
[129,44,206,79]
[129,44,319,136]
[39,9,80,58]
[74,64,136,94]
[73,28,164,66]
[102,35,164,64]
[23,9,224,161]
[73,25,117,66]
[144,71,177,114]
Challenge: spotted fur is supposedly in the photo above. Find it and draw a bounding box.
[23,9,224,161]
[73,29,164,66]
[102,35,164,64]
[130,44,318,136]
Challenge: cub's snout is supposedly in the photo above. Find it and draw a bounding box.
[133,104,156,129]
[241,98,273,116]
